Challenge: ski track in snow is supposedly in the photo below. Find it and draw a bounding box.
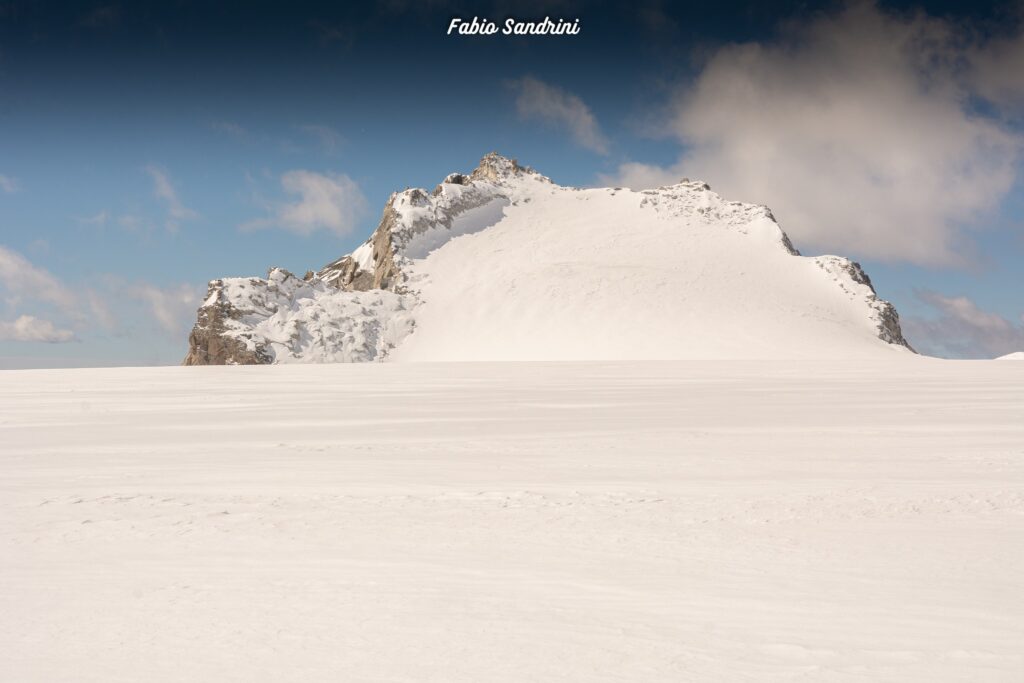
[1,360,1022,681]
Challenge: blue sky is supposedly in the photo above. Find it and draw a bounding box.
[1,0,1023,366]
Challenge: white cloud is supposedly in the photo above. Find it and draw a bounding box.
[509,76,609,154]
[902,291,1024,359]
[241,170,368,237]
[0,246,112,333]
[603,162,679,191]
[145,165,198,233]
[0,245,77,310]
[0,175,19,193]
[131,283,202,335]
[603,2,1024,266]
[0,315,75,343]
[0,245,200,347]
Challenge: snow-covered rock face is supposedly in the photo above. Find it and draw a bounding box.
[317,152,541,294]
[183,152,914,364]
[183,269,414,365]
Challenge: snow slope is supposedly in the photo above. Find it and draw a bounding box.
[391,171,908,360]
[996,351,1024,360]
[184,154,913,363]
[2,360,1022,681]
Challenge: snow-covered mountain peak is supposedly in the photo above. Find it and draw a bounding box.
[184,154,915,364]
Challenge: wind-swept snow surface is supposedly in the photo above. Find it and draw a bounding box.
[2,361,1022,681]
[392,176,909,360]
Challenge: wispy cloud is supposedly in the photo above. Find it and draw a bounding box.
[310,20,354,47]
[130,283,202,335]
[0,315,75,343]
[0,245,77,311]
[86,289,118,331]
[0,246,82,342]
[969,21,1024,112]
[211,121,347,157]
[144,165,199,233]
[0,175,19,194]
[602,2,1024,266]
[508,76,609,155]
[902,291,1024,359]
[296,124,345,155]
[78,210,110,227]
[210,121,247,138]
[0,244,203,349]
[241,170,368,237]
[117,214,146,232]
[637,0,680,38]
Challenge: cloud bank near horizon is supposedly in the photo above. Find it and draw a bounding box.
[0,244,201,351]
[904,291,1024,359]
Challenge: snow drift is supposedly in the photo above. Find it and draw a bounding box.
[183,153,913,364]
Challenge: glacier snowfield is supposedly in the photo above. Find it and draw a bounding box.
[1,360,1022,681]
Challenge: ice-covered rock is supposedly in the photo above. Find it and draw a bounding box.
[183,268,414,365]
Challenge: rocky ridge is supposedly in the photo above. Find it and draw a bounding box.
[183,152,913,365]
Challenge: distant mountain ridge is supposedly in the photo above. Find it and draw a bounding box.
[183,153,913,365]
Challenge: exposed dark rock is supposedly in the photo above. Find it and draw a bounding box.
[812,257,914,351]
[841,260,915,350]
[318,254,375,292]
[182,279,272,366]
[471,151,527,182]
[369,207,402,290]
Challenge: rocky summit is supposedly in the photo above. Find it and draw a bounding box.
[183,152,913,365]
